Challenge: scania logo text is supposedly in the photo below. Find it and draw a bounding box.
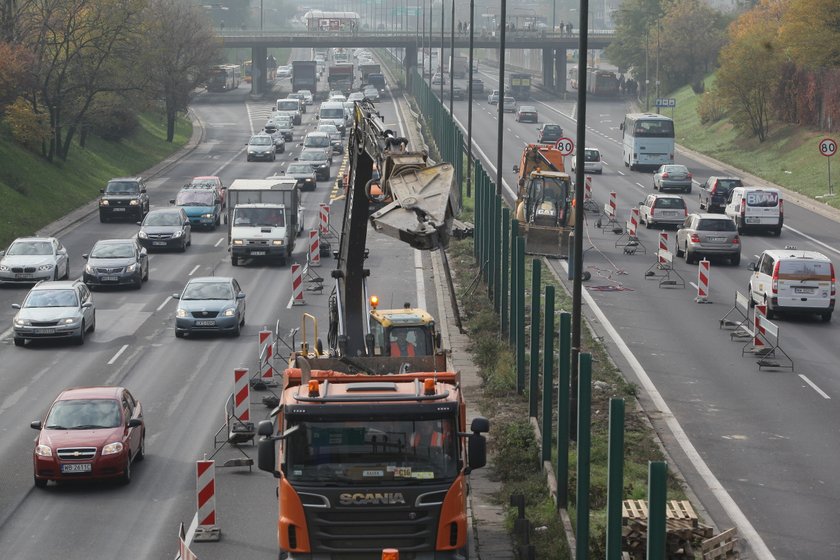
[339,492,406,505]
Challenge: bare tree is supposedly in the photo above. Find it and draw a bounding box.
[141,0,219,142]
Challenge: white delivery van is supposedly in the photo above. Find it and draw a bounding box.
[749,248,835,321]
[724,186,783,236]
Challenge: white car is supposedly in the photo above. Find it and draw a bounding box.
[502,96,516,113]
[748,248,834,321]
[571,147,603,174]
[0,237,70,285]
[487,90,500,104]
[298,90,313,105]
[347,92,365,102]
[363,86,380,101]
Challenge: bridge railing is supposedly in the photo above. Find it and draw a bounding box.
[216,29,615,41]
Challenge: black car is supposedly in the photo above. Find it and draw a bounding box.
[470,78,484,96]
[83,238,149,289]
[537,123,564,144]
[285,163,318,191]
[99,177,149,222]
[137,208,192,252]
[296,148,331,181]
[699,176,743,213]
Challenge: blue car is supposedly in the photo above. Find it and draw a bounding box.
[172,276,246,338]
[171,187,221,230]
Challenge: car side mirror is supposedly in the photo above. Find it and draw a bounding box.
[136,221,142,226]
[171,293,180,299]
[100,189,105,194]
[169,199,176,205]
[139,248,147,256]
[140,188,147,193]
[619,123,624,131]
[236,292,246,299]
[81,302,93,309]
[82,254,89,260]
[748,262,758,271]
[512,165,519,173]
[315,115,319,120]
[12,303,21,310]
[30,420,42,430]
[127,418,143,428]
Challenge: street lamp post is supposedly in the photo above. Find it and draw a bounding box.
[466,0,475,198]
[496,0,507,198]
[449,0,454,114]
[440,0,444,100]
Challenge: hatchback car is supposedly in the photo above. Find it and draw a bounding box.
[675,213,741,265]
[487,90,500,104]
[516,106,538,123]
[188,176,226,209]
[171,187,222,230]
[276,65,292,78]
[363,85,380,101]
[12,280,95,346]
[302,132,335,164]
[137,208,192,252]
[246,133,277,162]
[749,249,835,321]
[653,164,693,193]
[296,148,331,181]
[639,194,688,229]
[699,176,743,213]
[298,90,313,105]
[285,163,318,191]
[537,123,563,144]
[173,276,246,337]
[0,237,70,285]
[31,386,144,487]
[317,124,344,154]
[267,115,294,142]
[502,97,517,113]
[571,147,603,174]
[98,177,149,222]
[470,78,485,95]
[83,238,149,289]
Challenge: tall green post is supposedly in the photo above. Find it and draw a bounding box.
[556,311,571,510]
[575,352,592,560]
[541,286,555,462]
[474,170,482,261]
[501,209,510,336]
[606,398,625,560]
[515,236,526,394]
[493,197,502,312]
[488,193,498,303]
[509,220,519,346]
[647,461,668,560]
[528,259,542,418]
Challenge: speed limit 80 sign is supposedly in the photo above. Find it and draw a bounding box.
[554,137,575,156]
[819,138,837,157]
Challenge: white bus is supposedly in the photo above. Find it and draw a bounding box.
[620,113,675,171]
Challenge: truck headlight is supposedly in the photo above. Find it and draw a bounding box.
[232,239,244,246]
[272,239,284,246]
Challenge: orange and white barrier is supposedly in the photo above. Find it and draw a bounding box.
[291,263,305,305]
[259,330,274,381]
[196,460,217,530]
[233,368,250,423]
[752,304,766,351]
[658,232,669,265]
[584,176,593,202]
[627,208,639,237]
[696,259,711,303]
[309,230,321,267]
[319,203,330,236]
[603,191,617,218]
[178,522,199,560]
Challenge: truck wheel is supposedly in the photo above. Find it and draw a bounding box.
[231,255,239,266]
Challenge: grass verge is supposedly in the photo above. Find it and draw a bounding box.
[0,110,191,247]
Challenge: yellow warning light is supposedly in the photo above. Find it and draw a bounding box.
[370,295,379,309]
[308,380,320,397]
[381,549,399,560]
[423,378,435,395]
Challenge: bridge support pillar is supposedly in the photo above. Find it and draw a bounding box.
[250,46,268,97]
[542,48,554,90]
[554,49,567,93]
[404,46,417,91]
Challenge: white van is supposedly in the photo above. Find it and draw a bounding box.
[724,186,783,236]
[571,147,603,174]
[749,248,835,321]
[318,101,350,135]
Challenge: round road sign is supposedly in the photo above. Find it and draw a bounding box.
[819,138,837,157]
[554,137,574,156]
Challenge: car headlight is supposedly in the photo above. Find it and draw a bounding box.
[61,317,78,325]
[232,239,244,245]
[129,199,139,206]
[35,444,52,457]
[319,163,328,169]
[172,230,184,238]
[138,231,148,239]
[126,263,138,273]
[201,213,213,219]
[14,317,28,326]
[176,308,187,318]
[84,264,95,274]
[100,199,110,206]
[101,442,124,456]
[272,239,284,246]
[37,264,55,271]
[248,149,256,154]
[0,264,9,271]
[222,308,236,317]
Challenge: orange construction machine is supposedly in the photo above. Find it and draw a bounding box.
[512,143,574,258]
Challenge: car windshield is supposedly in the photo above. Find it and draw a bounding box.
[190,179,219,189]
[277,101,298,111]
[320,108,345,119]
[45,399,121,430]
[7,241,52,256]
[90,243,135,259]
[284,417,458,484]
[287,164,313,174]
[654,198,686,209]
[584,150,600,162]
[182,282,234,300]
[175,190,215,206]
[24,289,78,308]
[250,136,272,146]
[305,136,331,148]
[543,125,561,134]
[233,207,285,228]
[299,150,325,161]
[697,219,736,232]
[662,165,687,174]
[105,181,139,194]
[520,106,536,113]
[144,212,182,226]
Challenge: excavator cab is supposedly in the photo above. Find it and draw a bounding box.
[368,300,441,358]
[515,171,572,258]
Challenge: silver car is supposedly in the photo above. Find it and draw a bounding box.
[173,276,246,338]
[0,237,70,285]
[675,213,741,265]
[653,164,693,193]
[12,280,96,346]
[502,96,517,113]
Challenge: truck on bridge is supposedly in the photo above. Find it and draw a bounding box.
[328,63,354,95]
[291,61,318,98]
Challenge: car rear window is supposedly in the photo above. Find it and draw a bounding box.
[543,125,561,134]
[697,219,736,232]
[584,149,600,162]
[716,179,741,192]
[654,198,686,209]
[777,260,832,280]
[745,190,779,207]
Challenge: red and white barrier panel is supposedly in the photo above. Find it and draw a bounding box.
[696,259,711,303]
[291,263,305,305]
[259,330,274,381]
[584,176,593,202]
[603,191,617,218]
[233,368,250,423]
[309,230,321,267]
[319,203,330,236]
[627,208,639,237]
[658,232,669,265]
[752,304,766,351]
[196,459,217,530]
[178,523,199,560]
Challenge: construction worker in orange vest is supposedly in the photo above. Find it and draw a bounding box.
[389,329,416,357]
[410,421,443,450]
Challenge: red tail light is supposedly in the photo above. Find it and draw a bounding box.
[687,172,693,179]
[771,261,780,294]
[661,172,670,179]
[740,198,746,217]
[779,199,784,217]
[689,233,700,243]
[733,236,740,245]
[831,263,836,297]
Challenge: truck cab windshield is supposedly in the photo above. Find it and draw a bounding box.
[233,207,285,227]
[283,417,458,484]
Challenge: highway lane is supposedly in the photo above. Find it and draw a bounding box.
[439,66,840,558]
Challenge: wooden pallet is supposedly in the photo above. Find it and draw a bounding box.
[622,500,700,527]
[701,527,739,560]
[622,500,717,559]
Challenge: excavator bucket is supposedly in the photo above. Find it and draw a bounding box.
[369,162,455,251]
[519,222,568,258]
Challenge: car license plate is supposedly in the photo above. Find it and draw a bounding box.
[746,217,760,223]
[38,328,56,334]
[195,320,216,326]
[152,241,167,246]
[102,276,119,282]
[15,273,33,279]
[251,250,266,256]
[708,237,725,242]
[112,207,126,212]
[794,287,814,294]
[61,463,92,473]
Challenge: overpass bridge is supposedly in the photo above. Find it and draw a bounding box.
[218,29,615,95]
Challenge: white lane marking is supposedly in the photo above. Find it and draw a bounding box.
[556,261,777,560]
[636,182,646,189]
[188,264,200,276]
[618,171,625,176]
[156,296,173,312]
[107,344,129,366]
[784,224,840,257]
[799,374,831,399]
[414,250,427,311]
[214,237,225,248]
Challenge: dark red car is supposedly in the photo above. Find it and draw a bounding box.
[31,386,145,487]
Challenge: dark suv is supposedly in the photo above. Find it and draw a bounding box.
[537,123,563,144]
[99,178,149,222]
[699,176,742,213]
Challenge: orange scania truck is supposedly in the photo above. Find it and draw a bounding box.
[257,364,489,559]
